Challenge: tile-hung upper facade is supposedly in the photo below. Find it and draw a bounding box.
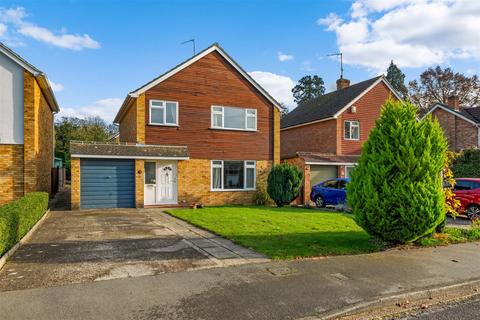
[0,42,59,205]
[422,97,480,152]
[70,43,281,209]
[281,76,401,204]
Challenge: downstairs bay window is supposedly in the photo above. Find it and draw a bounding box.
[211,160,256,191]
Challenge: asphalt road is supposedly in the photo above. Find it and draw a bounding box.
[401,296,480,320]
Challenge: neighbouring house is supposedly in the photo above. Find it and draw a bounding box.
[0,42,59,205]
[422,96,480,152]
[281,76,401,204]
[70,43,281,209]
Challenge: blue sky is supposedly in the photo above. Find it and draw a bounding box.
[0,0,479,122]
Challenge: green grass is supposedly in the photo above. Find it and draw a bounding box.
[418,226,480,247]
[166,206,382,259]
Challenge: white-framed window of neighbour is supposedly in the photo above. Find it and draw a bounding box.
[345,165,355,179]
[149,100,178,126]
[344,120,360,140]
[211,160,256,191]
[211,106,257,131]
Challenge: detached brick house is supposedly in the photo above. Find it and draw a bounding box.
[70,43,280,209]
[281,76,400,204]
[0,42,59,205]
[422,97,480,151]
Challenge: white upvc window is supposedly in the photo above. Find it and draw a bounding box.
[211,160,256,191]
[149,100,178,126]
[344,120,360,140]
[211,106,257,131]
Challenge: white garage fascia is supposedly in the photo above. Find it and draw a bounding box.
[71,154,190,160]
[305,161,358,166]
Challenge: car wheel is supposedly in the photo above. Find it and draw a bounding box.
[467,205,480,221]
[315,196,325,208]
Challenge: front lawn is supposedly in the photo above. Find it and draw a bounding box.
[166,206,381,259]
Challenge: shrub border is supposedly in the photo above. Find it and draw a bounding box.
[0,209,51,271]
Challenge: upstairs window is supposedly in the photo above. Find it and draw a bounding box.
[149,100,178,126]
[211,106,257,131]
[344,120,360,140]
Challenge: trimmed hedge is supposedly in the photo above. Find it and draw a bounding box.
[0,192,49,256]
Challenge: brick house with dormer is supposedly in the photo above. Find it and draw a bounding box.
[0,42,59,205]
[281,76,401,204]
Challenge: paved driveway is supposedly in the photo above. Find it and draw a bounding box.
[0,209,267,292]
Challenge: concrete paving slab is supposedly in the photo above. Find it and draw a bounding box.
[0,208,268,292]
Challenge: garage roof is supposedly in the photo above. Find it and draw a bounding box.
[70,141,189,160]
[297,152,359,165]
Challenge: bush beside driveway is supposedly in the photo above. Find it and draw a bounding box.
[0,192,49,257]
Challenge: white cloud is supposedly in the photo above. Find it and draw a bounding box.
[0,23,7,36]
[48,80,64,92]
[277,51,294,62]
[318,0,480,72]
[57,98,123,123]
[0,7,100,50]
[249,71,296,109]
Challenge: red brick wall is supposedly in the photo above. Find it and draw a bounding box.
[339,82,392,155]
[431,108,479,151]
[281,119,337,158]
[143,51,275,161]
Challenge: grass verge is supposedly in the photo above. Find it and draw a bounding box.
[418,226,480,247]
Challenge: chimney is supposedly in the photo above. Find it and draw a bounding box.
[447,95,460,111]
[336,77,350,90]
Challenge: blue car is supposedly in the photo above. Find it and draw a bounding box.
[310,178,350,208]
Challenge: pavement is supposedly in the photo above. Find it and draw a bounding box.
[0,208,267,291]
[1,240,480,320]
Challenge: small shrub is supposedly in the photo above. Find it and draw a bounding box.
[452,148,480,178]
[267,163,303,207]
[348,100,448,243]
[0,192,48,256]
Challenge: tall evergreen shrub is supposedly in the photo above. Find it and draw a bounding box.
[267,163,303,207]
[348,100,448,243]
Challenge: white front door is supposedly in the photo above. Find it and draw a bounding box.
[144,161,178,205]
[157,161,177,204]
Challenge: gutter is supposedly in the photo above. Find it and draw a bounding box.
[281,116,336,131]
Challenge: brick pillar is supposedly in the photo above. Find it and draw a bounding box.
[136,93,146,144]
[135,159,144,208]
[23,71,39,193]
[71,158,81,210]
[273,108,280,164]
[303,163,311,204]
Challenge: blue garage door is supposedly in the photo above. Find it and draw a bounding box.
[80,159,135,209]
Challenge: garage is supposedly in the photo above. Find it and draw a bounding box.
[80,159,135,209]
[310,165,338,187]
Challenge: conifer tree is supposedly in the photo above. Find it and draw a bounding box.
[386,60,408,98]
[348,100,448,243]
[267,163,303,207]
